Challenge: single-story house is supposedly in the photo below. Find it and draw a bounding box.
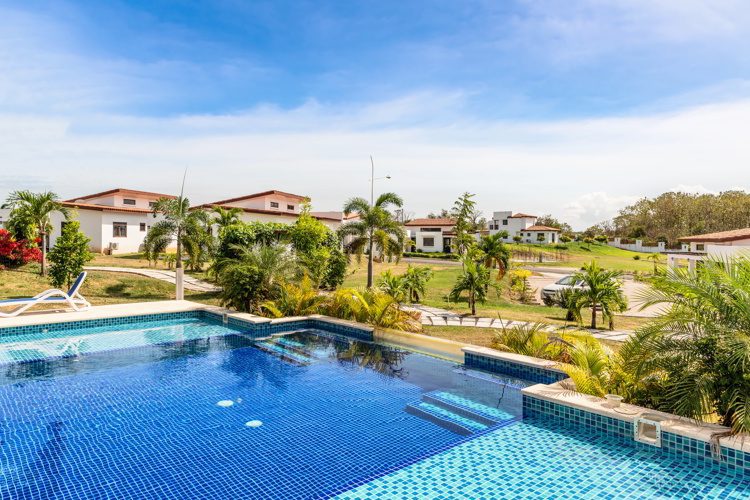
[668,228,750,270]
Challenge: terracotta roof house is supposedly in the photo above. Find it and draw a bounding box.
[668,228,750,270]
[488,211,560,244]
[193,190,344,230]
[49,188,176,254]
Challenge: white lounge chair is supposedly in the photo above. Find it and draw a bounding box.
[0,272,91,318]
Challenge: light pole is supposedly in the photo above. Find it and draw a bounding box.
[369,155,391,205]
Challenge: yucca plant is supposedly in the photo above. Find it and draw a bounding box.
[620,258,750,434]
[376,270,406,303]
[322,288,420,331]
[492,322,566,361]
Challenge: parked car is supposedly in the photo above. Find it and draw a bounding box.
[541,275,586,305]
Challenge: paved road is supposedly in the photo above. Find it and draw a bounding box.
[84,266,221,293]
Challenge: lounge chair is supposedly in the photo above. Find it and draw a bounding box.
[0,272,91,318]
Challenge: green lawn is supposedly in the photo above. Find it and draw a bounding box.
[0,265,220,309]
[343,259,650,331]
[509,242,656,272]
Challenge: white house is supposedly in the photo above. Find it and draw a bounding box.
[193,190,345,231]
[47,188,175,254]
[667,228,750,270]
[405,218,456,253]
[488,211,560,244]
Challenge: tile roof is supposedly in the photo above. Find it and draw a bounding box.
[404,218,456,227]
[509,213,537,219]
[678,228,750,243]
[65,188,175,202]
[525,225,560,231]
[62,202,154,214]
[203,190,308,205]
[192,203,341,221]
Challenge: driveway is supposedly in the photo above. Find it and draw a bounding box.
[528,271,664,318]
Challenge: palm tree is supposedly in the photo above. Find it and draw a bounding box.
[645,253,663,274]
[620,258,750,434]
[339,193,404,288]
[212,244,297,313]
[3,191,69,275]
[477,233,511,279]
[570,261,628,329]
[401,265,432,303]
[260,275,328,317]
[449,258,497,315]
[376,270,406,303]
[144,195,212,294]
[211,206,242,231]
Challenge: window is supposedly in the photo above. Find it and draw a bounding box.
[696,243,705,251]
[149,201,156,208]
[287,204,294,210]
[270,201,279,208]
[113,222,127,237]
[123,198,136,205]
[423,237,435,247]
[420,227,442,232]
[61,221,69,232]
[502,219,508,225]
[140,223,147,232]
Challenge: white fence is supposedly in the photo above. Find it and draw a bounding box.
[608,238,670,254]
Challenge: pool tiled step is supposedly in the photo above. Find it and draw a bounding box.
[422,391,516,425]
[452,367,532,389]
[405,401,488,436]
[253,340,312,365]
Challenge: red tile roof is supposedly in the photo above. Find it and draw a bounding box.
[405,218,456,227]
[525,225,560,231]
[65,188,175,202]
[678,228,750,243]
[203,190,308,205]
[509,213,537,219]
[192,204,340,221]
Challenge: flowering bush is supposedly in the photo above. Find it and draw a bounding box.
[0,229,42,268]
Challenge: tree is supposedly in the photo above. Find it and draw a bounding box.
[570,261,628,329]
[645,253,663,274]
[401,265,432,303]
[449,258,497,315]
[339,193,404,288]
[144,195,213,278]
[450,192,479,256]
[212,244,297,313]
[559,235,572,243]
[536,214,572,234]
[513,235,522,244]
[289,207,338,286]
[477,233,511,279]
[211,206,243,231]
[536,233,546,243]
[620,258,750,434]
[48,221,93,288]
[3,191,69,276]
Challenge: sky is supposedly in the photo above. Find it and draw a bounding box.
[2,0,750,229]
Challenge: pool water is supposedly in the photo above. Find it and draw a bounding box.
[0,317,748,499]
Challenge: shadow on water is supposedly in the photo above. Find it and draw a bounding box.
[1,421,66,499]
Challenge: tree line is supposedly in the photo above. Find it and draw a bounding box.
[585,190,750,244]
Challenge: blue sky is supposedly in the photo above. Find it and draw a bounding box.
[2,0,750,228]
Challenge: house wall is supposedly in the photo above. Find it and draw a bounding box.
[226,194,302,214]
[517,230,558,244]
[410,227,451,253]
[690,238,750,252]
[488,211,537,243]
[609,238,665,254]
[0,208,10,228]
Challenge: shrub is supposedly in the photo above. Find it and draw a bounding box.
[321,248,348,289]
[559,235,572,243]
[48,221,93,288]
[0,229,42,268]
[508,269,534,303]
[594,235,609,243]
[552,244,569,250]
[216,222,289,260]
[402,251,460,261]
[633,255,641,260]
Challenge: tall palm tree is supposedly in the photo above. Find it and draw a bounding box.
[449,258,496,315]
[144,195,211,294]
[339,193,404,288]
[621,258,750,434]
[211,206,243,231]
[3,191,69,275]
[477,233,511,279]
[645,253,663,274]
[570,261,627,329]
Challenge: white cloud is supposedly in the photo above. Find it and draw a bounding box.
[563,192,641,230]
[668,184,717,195]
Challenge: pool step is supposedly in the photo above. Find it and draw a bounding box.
[253,340,312,365]
[405,402,488,436]
[451,367,532,389]
[422,391,516,426]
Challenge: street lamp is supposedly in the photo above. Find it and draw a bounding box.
[369,155,391,205]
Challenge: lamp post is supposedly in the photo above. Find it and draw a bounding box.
[369,155,391,205]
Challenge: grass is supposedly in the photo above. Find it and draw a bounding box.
[508,242,656,273]
[343,259,650,331]
[0,265,220,310]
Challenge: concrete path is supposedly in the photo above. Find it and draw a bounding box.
[84,266,221,293]
[403,304,634,342]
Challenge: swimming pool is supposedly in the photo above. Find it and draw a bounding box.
[0,314,748,498]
